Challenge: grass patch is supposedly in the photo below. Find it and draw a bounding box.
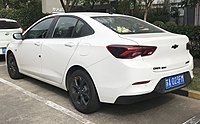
[187,59,200,91]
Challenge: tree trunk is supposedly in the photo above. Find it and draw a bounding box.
[144,9,148,21]
[69,0,77,11]
[143,0,154,21]
[2,0,9,8]
[90,1,95,10]
[163,0,170,13]
[60,0,67,13]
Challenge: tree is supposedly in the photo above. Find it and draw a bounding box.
[180,0,200,6]
[83,0,109,10]
[60,0,74,12]
[2,0,9,8]
[163,0,170,13]
[143,0,154,21]
[0,0,44,28]
[1,0,35,9]
[59,0,109,12]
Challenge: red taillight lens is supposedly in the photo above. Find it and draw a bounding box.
[186,42,191,50]
[106,45,157,59]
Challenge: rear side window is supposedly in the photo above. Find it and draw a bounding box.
[0,21,20,29]
[72,20,94,38]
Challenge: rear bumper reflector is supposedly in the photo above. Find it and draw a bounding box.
[132,81,150,85]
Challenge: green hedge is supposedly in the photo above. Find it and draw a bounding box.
[165,26,200,58]
[154,21,200,58]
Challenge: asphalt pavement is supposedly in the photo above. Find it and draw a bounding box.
[0,55,200,124]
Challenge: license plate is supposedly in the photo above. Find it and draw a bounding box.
[165,74,185,90]
[2,47,6,54]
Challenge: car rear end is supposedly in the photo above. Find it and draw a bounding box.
[112,33,193,104]
[0,19,23,55]
[88,14,193,104]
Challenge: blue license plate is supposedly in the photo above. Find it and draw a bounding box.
[2,47,6,54]
[165,74,185,90]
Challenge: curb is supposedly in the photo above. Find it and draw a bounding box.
[172,89,200,100]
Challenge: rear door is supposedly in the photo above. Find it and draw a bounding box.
[41,16,94,84]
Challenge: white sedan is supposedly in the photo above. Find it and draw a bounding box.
[6,12,193,114]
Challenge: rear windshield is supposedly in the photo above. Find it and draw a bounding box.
[0,21,20,29]
[92,16,164,34]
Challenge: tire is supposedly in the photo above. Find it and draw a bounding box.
[68,70,100,114]
[7,53,23,79]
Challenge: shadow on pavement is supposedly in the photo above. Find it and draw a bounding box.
[20,75,175,115]
[99,94,174,115]
[24,77,70,99]
[0,55,5,62]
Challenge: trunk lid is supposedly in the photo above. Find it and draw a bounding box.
[119,33,191,72]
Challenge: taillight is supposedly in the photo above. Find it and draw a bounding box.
[186,42,191,50]
[106,45,157,59]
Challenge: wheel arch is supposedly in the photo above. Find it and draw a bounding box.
[66,65,91,89]
[65,65,100,100]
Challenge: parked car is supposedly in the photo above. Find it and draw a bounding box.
[6,13,193,114]
[0,18,23,55]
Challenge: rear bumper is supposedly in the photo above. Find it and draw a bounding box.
[88,54,193,104]
[115,71,192,104]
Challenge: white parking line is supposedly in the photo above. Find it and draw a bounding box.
[0,78,95,124]
[0,64,6,67]
[183,115,200,124]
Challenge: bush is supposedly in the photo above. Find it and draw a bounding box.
[164,21,177,31]
[165,21,177,27]
[154,21,200,58]
[164,25,200,58]
[153,21,165,28]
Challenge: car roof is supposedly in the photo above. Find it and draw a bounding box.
[51,12,126,18]
[0,18,17,22]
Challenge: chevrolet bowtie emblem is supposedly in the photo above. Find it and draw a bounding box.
[172,44,179,49]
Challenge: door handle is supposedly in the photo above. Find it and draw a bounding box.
[5,32,9,36]
[64,42,75,48]
[34,42,40,46]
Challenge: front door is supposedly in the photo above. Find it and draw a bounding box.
[16,17,54,77]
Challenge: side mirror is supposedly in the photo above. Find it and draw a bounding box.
[13,33,24,40]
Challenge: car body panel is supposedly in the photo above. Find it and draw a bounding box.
[41,38,80,84]
[15,39,42,76]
